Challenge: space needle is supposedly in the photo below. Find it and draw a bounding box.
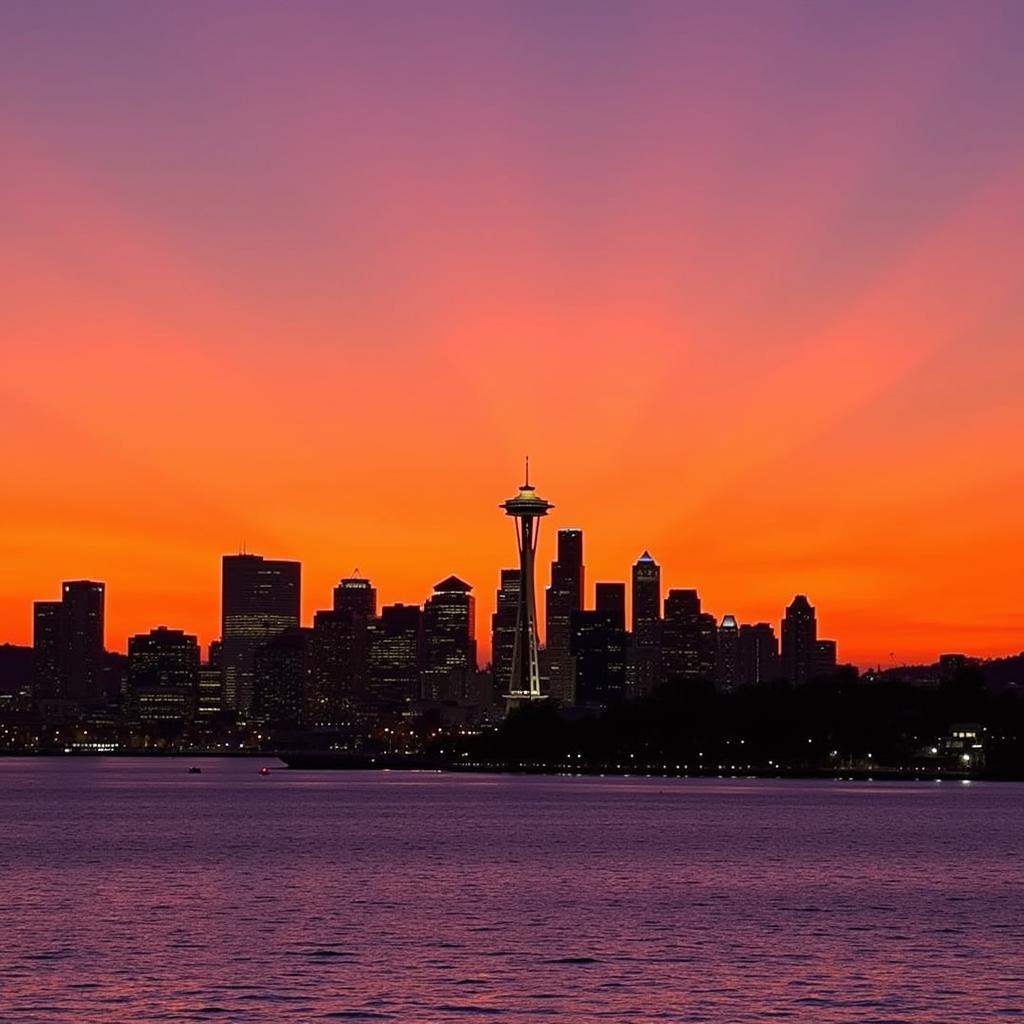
[500,459,553,707]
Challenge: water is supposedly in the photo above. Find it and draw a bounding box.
[1,759,1022,1023]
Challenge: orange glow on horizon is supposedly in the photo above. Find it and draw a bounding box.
[2,2,1023,668]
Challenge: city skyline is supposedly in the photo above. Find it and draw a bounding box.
[12,478,1013,672]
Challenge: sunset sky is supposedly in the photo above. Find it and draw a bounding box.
[2,1,1023,667]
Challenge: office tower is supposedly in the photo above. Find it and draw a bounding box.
[422,576,476,700]
[814,639,838,678]
[595,582,626,629]
[309,606,369,724]
[545,528,584,705]
[333,577,377,619]
[127,626,200,722]
[571,608,627,708]
[631,551,661,648]
[661,589,715,682]
[197,638,224,716]
[253,626,311,726]
[368,603,423,705]
[738,623,780,686]
[32,600,63,700]
[307,576,376,723]
[781,595,817,685]
[32,581,105,704]
[500,465,553,706]
[715,615,740,691]
[221,554,300,717]
[490,569,521,700]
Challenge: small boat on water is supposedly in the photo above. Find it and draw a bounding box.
[259,766,272,776]
[188,766,202,774]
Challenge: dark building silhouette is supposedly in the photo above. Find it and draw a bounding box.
[545,528,584,705]
[127,626,200,722]
[738,622,780,687]
[198,639,223,717]
[814,639,838,677]
[309,610,361,723]
[490,569,520,699]
[661,589,716,682]
[595,582,626,629]
[782,595,817,685]
[0,644,32,697]
[253,626,311,726]
[631,551,661,648]
[32,581,105,704]
[422,576,476,700]
[307,576,375,724]
[715,615,740,691]
[368,603,423,705]
[571,604,627,708]
[333,577,377,619]
[221,554,300,717]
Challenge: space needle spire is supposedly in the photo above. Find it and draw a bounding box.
[500,459,553,708]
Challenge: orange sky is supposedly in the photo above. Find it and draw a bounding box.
[2,2,1023,667]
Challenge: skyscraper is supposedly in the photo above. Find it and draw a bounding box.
[221,554,300,717]
[715,615,740,691]
[545,528,583,705]
[500,466,553,706]
[814,639,838,678]
[738,623,780,687]
[781,595,817,685]
[571,607,627,708]
[490,569,520,700]
[662,589,716,682]
[253,626,311,727]
[333,577,377,619]
[368,603,423,705]
[422,576,476,700]
[127,626,200,722]
[631,551,661,648]
[32,581,105,704]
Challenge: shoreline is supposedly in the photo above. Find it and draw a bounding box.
[1,749,1017,782]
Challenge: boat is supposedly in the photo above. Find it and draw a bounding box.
[259,766,272,776]
[188,766,202,774]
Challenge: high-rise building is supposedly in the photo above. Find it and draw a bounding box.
[422,576,476,700]
[368,603,423,705]
[631,551,661,648]
[127,626,200,722]
[737,623,779,687]
[500,467,553,706]
[595,582,626,629]
[490,569,520,700]
[571,607,627,708]
[253,626,312,727]
[198,639,223,717]
[32,581,105,704]
[715,615,740,691]
[32,600,63,700]
[661,589,715,682]
[781,595,817,685]
[307,576,375,723]
[309,608,367,724]
[221,554,300,717]
[333,577,377,619]
[814,639,838,678]
[545,528,583,705]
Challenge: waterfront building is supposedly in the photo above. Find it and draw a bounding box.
[221,554,300,717]
[782,595,817,685]
[545,528,583,705]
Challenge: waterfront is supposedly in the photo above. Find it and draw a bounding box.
[1,760,1022,1022]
